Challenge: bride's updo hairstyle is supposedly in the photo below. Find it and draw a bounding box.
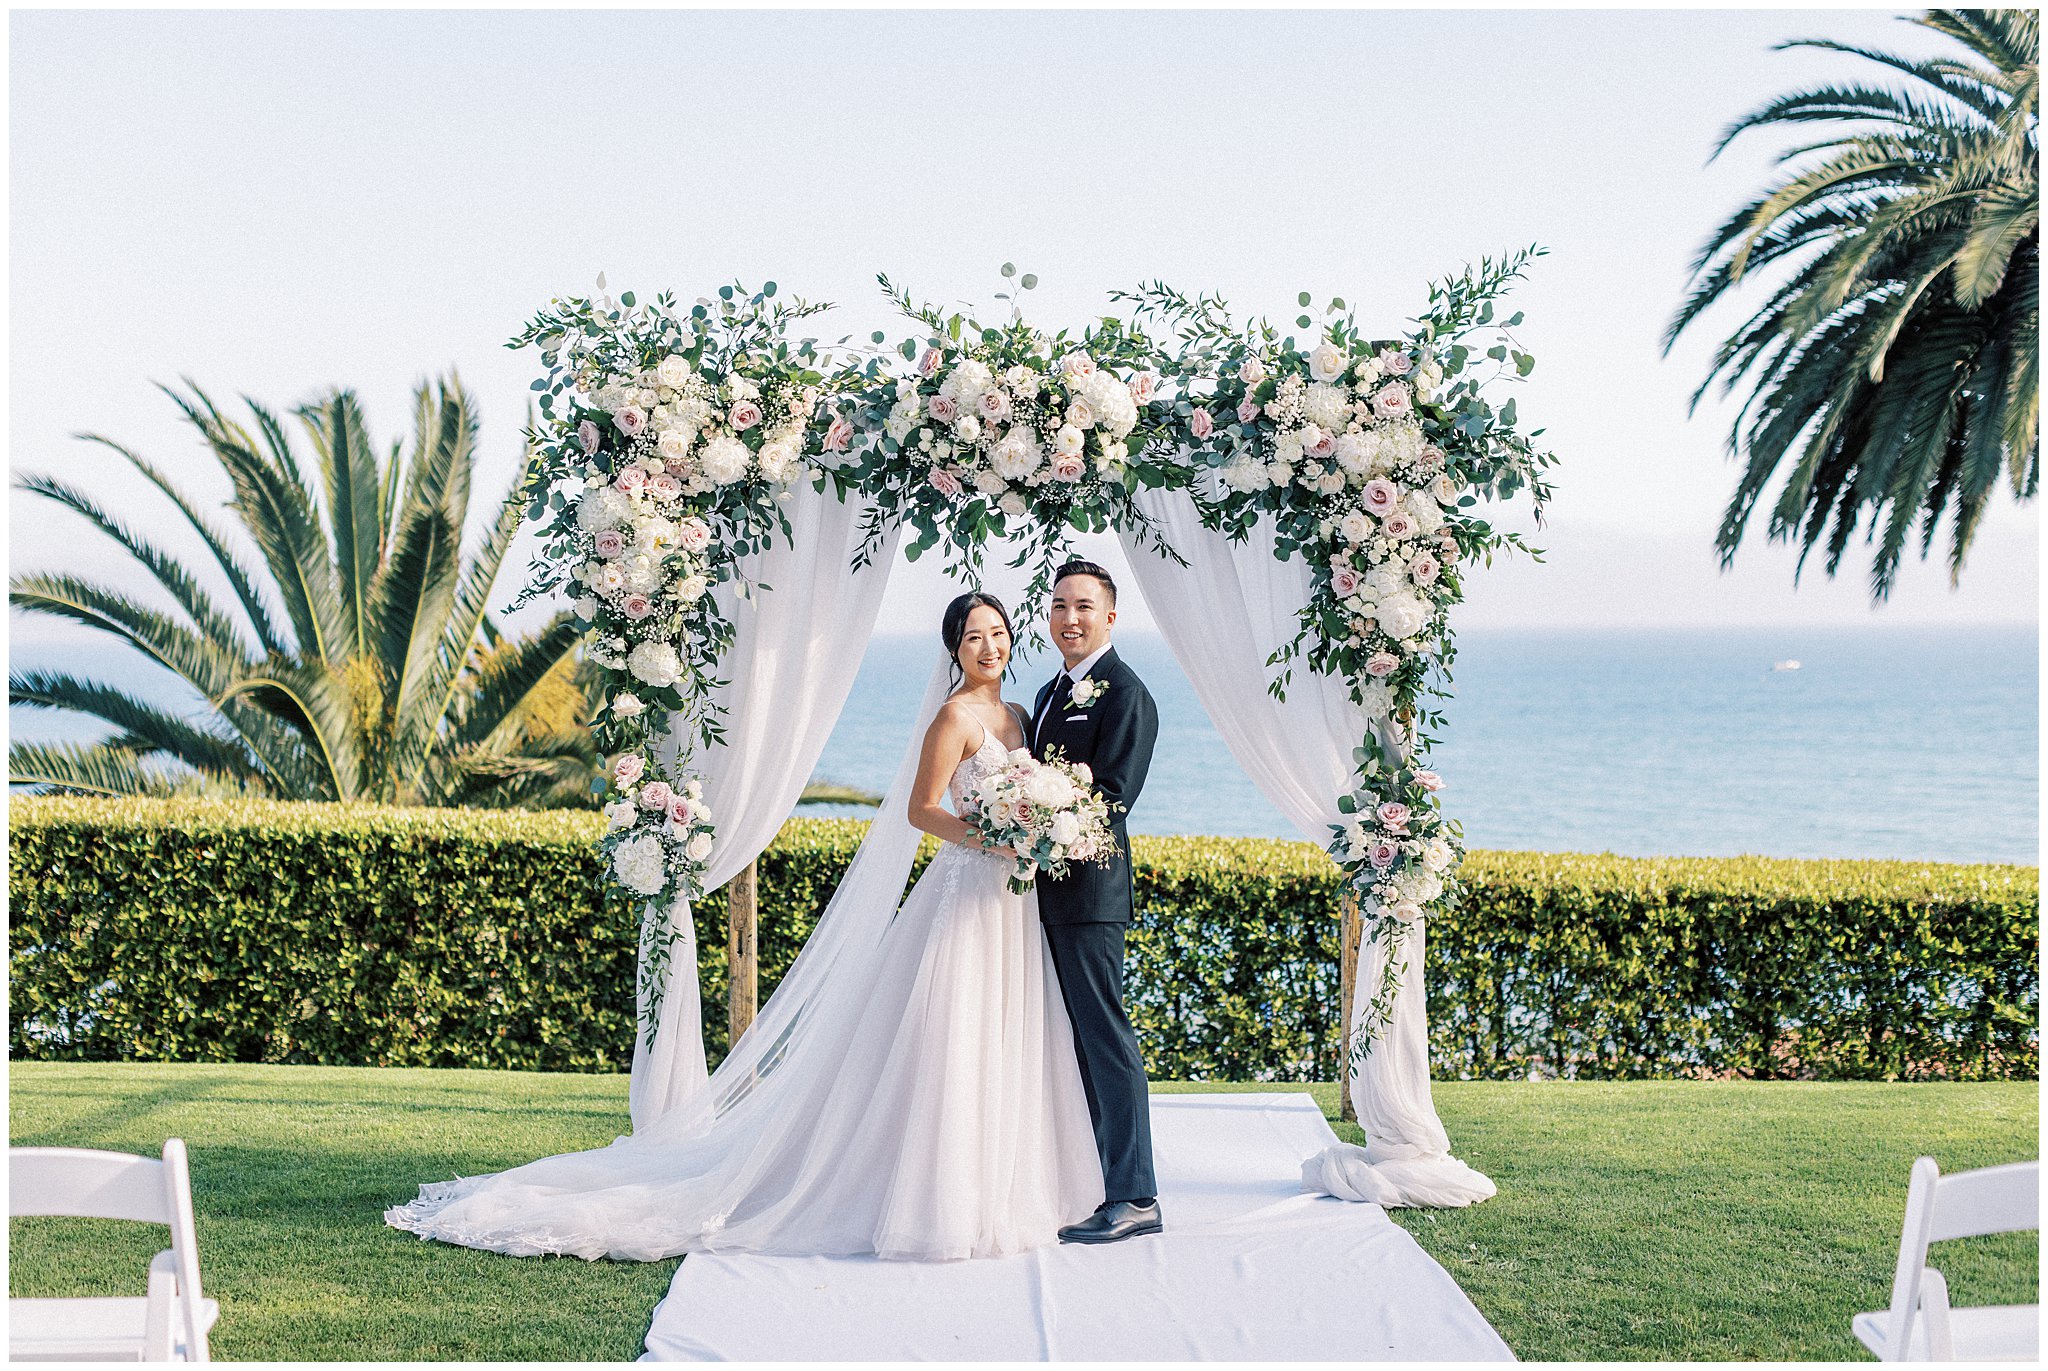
[942,591,1014,689]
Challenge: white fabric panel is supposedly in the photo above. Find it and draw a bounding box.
[1118,488,1493,1209]
[631,481,901,1129]
[640,1093,1511,1362]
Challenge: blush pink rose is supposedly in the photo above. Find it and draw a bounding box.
[667,795,695,826]
[577,419,601,454]
[1382,511,1417,540]
[1371,383,1412,420]
[614,405,647,436]
[1050,453,1085,483]
[1376,800,1412,833]
[614,754,645,788]
[1417,444,1447,474]
[1369,841,1399,870]
[1413,770,1444,792]
[1305,429,1338,460]
[824,413,855,452]
[927,394,959,424]
[1365,651,1400,678]
[613,466,648,496]
[1437,535,1459,560]
[1129,372,1157,404]
[677,517,712,553]
[1409,553,1440,586]
[638,780,674,812]
[621,593,654,620]
[593,529,626,558]
[978,389,1012,422]
[1362,478,1400,514]
[1015,800,1036,826]
[1070,834,1098,861]
[1382,351,1415,376]
[1189,408,1215,440]
[1237,398,1261,425]
[729,399,763,431]
[1060,352,1096,378]
[649,472,684,500]
[1331,566,1361,596]
[919,347,943,376]
[928,468,963,498]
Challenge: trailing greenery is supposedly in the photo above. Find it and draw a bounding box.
[9,375,595,807]
[10,798,2037,1080]
[1668,9,2039,599]
[8,1064,2038,1360]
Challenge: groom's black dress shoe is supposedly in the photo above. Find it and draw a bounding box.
[1058,1199,1163,1245]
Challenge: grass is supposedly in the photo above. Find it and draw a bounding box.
[11,1064,2037,1361]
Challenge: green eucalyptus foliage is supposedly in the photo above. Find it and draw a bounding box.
[1670,9,2039,599]
[10,799,2035,1081]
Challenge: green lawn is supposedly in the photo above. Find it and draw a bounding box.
[10,1064,2037,1361]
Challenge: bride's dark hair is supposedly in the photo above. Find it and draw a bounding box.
[941,591,1014,689]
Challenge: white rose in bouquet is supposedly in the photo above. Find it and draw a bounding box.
[699,434,751,485]
[1049,811,1082,846]
[1422,837,1453,872]
[1338,510,1375,545]
[998,491,1030,517]
[1025,766,1076,810]
[1309,342,1348,382]
[612,833,669,896]
[604,800,639,833]
[627,640,683,688]
[656,355,692,389]
[687,831,716,863]
[756,437,800,484]
[1053,424,1085,457]
[1004,364,1042,399]
[972,468,1008,496]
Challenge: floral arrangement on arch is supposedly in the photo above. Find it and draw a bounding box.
[509,279,843,1029]
[821,269,1187,624]
[1120,249,1556,1054]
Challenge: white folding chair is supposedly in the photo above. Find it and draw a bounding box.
[1853,1155,2039,1361]
[10,1139,218,1362]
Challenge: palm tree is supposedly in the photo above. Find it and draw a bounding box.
[10,375,594,806]
[1668,9,2038,599]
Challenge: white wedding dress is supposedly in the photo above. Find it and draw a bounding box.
[386,676,1101,1262]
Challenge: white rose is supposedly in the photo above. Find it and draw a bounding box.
[1423,838,1453,872]
[603,800,639,834]
[656,355,692,389]
[676,573,709,602]
[972,468,1008,496]
[627,640,683,688]
[1266,460,1292,488]
[998,491,1029,517]
[1049,811,1082,845]
[1309,343,1348,382]
[699,434,751,485]
[954,414,982,443]
[656,428,693,462]
[1004,364,1041,399]
[574,594,600,621]
[611,692,645,719]
[756,437,799,484]
[1053,424,1085,457]
[687,831,715,863]
[1339,510,1374,545]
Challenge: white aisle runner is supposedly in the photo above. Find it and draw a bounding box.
[641,1092,1512,1361]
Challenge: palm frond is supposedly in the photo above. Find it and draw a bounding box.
[9,741,170,797]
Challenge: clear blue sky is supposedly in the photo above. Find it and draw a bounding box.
[9,7,2037,653]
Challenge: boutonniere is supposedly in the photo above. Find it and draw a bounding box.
[1069,677,1108,708]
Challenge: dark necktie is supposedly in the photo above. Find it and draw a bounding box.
[1032,672,1068,749]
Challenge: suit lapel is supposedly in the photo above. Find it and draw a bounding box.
[1031,674,1060,751]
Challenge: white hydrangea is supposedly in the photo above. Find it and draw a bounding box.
[576,486,632,532]
[1075,370,1138,438]
[1304,382,1350,431]
[1403,490,1445,535]
[1025,766,1076,809]
[1378,592,1431,639]
[612,833,668,896]
[940,359,994,405]
[1049,811,1082,845]
[627,640,683,688]
[699,434,751,485]
[989,430,1041,481]
[1393,866,1444,906]
[1355,678,1395,719]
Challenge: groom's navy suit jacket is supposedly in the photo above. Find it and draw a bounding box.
[1031,646,1159,926]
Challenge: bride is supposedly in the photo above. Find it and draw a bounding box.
[385,592,1101,1261]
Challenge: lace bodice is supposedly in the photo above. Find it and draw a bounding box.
[948,719,1016,808]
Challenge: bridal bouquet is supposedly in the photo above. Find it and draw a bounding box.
[511,280,841,977]
[961,748,1119,895]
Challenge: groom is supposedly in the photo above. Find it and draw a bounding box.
[1030,560,1163,1244]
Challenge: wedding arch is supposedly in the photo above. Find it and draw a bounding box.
[508,257,1554,1206]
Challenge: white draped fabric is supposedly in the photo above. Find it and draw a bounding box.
[1120,486,1494,1209]
[632,481,901,1129]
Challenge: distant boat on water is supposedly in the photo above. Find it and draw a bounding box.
[1771,660,1803,672]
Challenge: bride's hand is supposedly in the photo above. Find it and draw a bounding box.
[964,834,1019,861]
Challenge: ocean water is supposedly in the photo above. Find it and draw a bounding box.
[12,625,2037,865]
[805,626,2039,865]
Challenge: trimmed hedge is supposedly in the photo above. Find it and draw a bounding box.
[9,797,2038,1080]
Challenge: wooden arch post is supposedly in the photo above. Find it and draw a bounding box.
[728,857,759,1044]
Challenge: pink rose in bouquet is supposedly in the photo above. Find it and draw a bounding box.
[1365,651,1400,677]
[639,780,675,812]
[1362,479,1400,514]
[927,394,959,424]
[1189,408,1214,440]
[729,399,763,431]
[614,753,646,787]
[593,529,626,558]
[823,414,855,452]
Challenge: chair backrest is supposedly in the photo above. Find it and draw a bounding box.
[10,1146,171,1221]
[1883,1156,2039,1359]
[9,1140,210,1362]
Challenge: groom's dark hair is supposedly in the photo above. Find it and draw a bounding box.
[1054,559,1117,607]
